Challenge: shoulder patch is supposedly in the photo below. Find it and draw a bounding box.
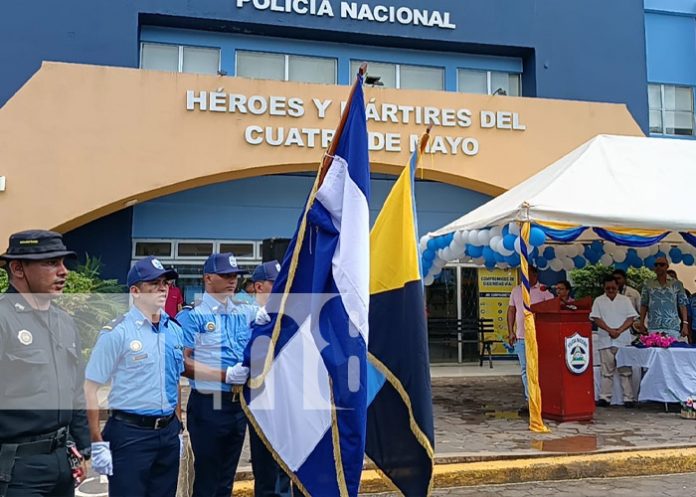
[102,315,126,332]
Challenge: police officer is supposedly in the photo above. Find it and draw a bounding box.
[84,256,184,497]
[0,230,90,497]
[177,253,255,497]
[248,261,291,497]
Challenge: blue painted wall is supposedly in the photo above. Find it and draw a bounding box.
[1,0,648,130]
[132,174,491,240]
[63,208,134,282]
[645,13,696,85]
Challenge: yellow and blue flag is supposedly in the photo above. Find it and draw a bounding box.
[366,133,435,496]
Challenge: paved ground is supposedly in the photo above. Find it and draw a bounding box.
[431,374,696,457]
[365,473,696,496]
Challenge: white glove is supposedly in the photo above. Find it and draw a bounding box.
[179,433,185,459]
[91,441,113,476]
[225,363,250,385]
[255,307,271,325]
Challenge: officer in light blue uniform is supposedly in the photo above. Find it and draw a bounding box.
[177,253,257,497]
[84,256,185,497]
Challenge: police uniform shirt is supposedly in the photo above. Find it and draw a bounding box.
[177,292,257,392]
[85,306,184,416]
[0,287,89,448]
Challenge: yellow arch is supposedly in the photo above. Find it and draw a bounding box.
[0,62,641,242]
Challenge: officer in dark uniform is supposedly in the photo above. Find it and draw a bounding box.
[0,230,90,497]
[84,256,185,497]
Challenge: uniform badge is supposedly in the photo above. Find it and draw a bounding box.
[17,329,33,346]
[205,322,216,332]
[229,255,237,267]
[129,340,143,352]
[152,258,164,270]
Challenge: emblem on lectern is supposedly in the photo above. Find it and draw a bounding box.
[565,332,590,374]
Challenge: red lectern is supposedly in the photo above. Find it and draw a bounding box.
[531,297,594,422]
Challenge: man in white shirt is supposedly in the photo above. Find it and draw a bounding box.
[507,266,554,412]
[590,276,639,408]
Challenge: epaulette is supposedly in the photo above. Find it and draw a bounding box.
[101,315,126,332]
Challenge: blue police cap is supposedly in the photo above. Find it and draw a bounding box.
[251,260,281,282]
[203,253,248,275]
[127,257,178,287]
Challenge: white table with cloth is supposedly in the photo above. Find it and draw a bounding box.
[615,347,696,402]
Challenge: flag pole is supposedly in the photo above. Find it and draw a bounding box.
[318,63,367,186]
[248,62,368,390]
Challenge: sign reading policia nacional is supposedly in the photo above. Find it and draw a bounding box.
[235,0,457,30]
[0,62,642,245]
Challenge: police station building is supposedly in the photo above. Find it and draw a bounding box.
[1,0,685,361]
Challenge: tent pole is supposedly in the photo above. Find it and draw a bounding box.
[521,221,551,433]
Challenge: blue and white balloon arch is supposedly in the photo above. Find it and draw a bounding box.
[419,223,696,286]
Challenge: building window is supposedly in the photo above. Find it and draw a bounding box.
[134,241,173,258]
[177,242,214,258]
[457,69,521,96]
[351,61,445,91]
[140,43,220,75]
[219,242,256,259]
[236,51,337,84]
[649,83,694,136]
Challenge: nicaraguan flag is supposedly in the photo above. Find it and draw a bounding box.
[366,138,435,496]
[242,75,370,497]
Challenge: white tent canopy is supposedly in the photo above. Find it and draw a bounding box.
[419,134,696,282]
[430,134,696,237]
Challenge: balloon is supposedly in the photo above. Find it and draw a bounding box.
[502,234,516,251]
[644,255,656,268]
[549,258,564,272]
[505,253,521,267]
[427,239,437,251]
[485,259,497,269]
[573,256,587,269]
[437,236,449,249]
[669,247,683,264]
[454,230,468,246]
[498,242,514,257]
[564,245,579,258]
[489,235,502,252]
[554,245,567,258]
[467,244,483,258]
[502,225,510,237]
[508,222,520,236]
[440,247,453,261]
[562,257,575,272]
[477,230,491,246]
[514,237,522,254]
[468,230,481,246]
[614,261,629,271]
[542,246,556,260]
[683,254,695,266]
[482,246,496,261]
[636,246,651,259]
[529,227,546,247]
[535,256,548,269]
[599,254,613,266]
[655,251,666,259]
[489,226,503,238]
[422,249,435,262]
[612,249,627,263]
[629,257,643,268]
[423,275,434,286]
[419,237,429,252]
[494,251,506,263]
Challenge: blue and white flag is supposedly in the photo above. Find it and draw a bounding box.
[242,75,370,497]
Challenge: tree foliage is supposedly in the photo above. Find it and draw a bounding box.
[570,264,655,299]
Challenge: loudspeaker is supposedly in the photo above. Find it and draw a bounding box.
[262,238,291,263]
